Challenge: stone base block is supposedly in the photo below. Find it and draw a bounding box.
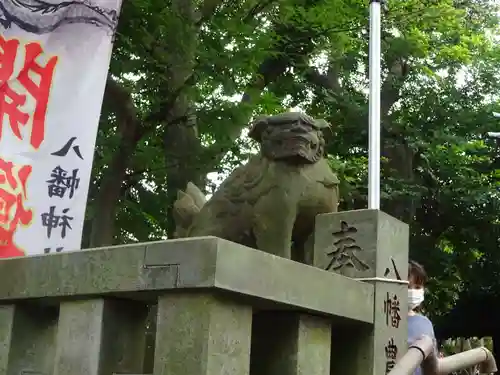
[313,209,409,279]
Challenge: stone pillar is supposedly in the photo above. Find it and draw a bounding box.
[0,304,58,375]
[251,311,332,375]
[54,299,148,375]
[0,305,15,375]
[313,209,408,375]
[153,292,253,375]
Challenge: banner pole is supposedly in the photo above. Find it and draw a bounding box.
[368,0,382,209]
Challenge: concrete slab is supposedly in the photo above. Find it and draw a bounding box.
[0,237,373,324]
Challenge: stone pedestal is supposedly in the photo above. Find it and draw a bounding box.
[0,236,383,375]
[153,293,252,375]
[314,209,409,375]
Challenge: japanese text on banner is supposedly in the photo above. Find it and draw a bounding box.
[0,0,121,257]
[0,35,57,257]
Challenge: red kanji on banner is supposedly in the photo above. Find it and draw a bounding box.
[0,35,18,83]
[0,35,58,149]
[0,157,33,258]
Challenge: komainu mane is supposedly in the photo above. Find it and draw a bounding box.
[173,112,340,264]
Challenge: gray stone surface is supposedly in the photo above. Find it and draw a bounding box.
[0,238,218,301]
[53,299,148,375]
[314,209,408,280]
[0,305,14,375]
[330,322,373,375]
[214,239,374,323]
[373,282,407,375]
[153,293,252,375]
[0,237,374,324]
[98,300,148,374]
[53,300,106,375]
[0,304,57,375]
[251,312,331,375]
[330,282,407,375]
[0,211,412,375]
[317,209,408,375]
[172,112,339,263]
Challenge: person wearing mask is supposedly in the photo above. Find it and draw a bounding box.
[407,260,436,375]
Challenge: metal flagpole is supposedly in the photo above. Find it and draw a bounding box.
[368,0,382,209]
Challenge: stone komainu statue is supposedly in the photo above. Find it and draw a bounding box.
[173,112,339,264]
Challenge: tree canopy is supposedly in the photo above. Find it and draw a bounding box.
[85,0,500,319]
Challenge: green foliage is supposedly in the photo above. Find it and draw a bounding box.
[89,0,500,319]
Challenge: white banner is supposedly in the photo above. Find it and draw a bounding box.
[0,0,122,257]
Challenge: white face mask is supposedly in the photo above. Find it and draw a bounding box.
[408,288,425,310]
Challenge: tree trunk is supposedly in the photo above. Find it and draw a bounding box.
[89,78,143,247]
[161,0,203,238]
[382,142,415,223]
[89,135,137,246]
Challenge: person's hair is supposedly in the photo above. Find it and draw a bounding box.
[408,260,428,286]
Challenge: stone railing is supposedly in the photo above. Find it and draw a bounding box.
[1,209,495,375]
[0,236,376,375]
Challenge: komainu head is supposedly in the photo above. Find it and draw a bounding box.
[248,112,330,164]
